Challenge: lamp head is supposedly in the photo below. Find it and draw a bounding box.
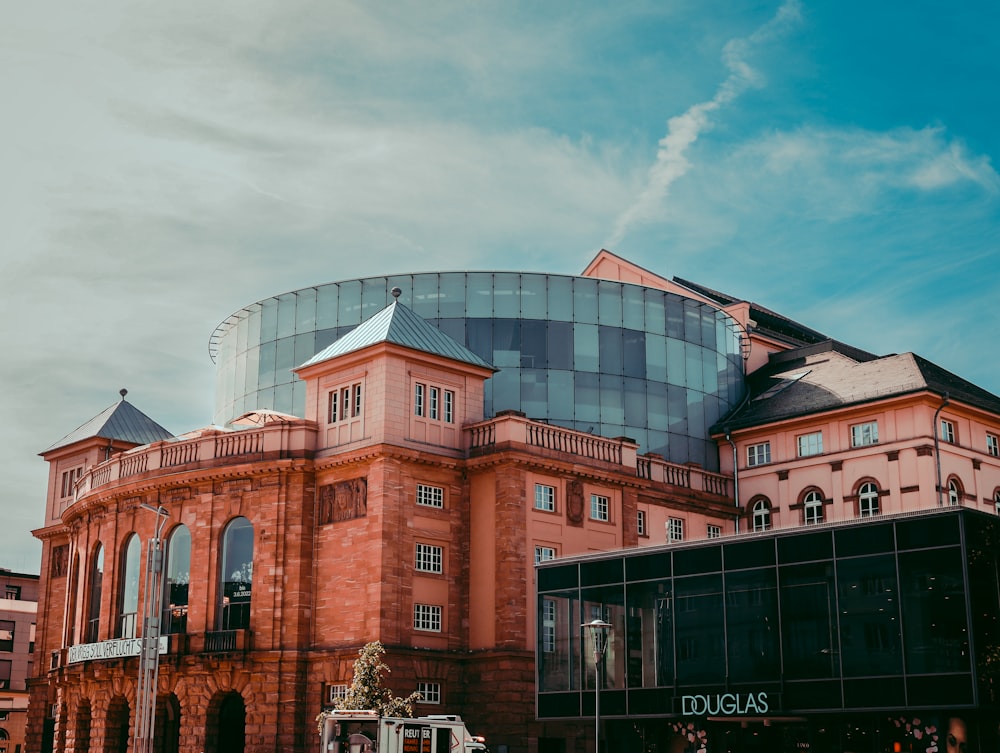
[582,618,612,656]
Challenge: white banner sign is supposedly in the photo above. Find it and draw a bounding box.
[67,636,168,664]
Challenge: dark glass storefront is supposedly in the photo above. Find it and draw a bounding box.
[537,508,1000,753]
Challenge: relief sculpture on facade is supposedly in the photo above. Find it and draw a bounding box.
[566,479,584,526]
[319,478,368,524]
[51,544,69,578]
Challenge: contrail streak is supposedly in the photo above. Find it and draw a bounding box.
[608,0,802,248]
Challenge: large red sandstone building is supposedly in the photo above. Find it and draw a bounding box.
[26,252,1000,753]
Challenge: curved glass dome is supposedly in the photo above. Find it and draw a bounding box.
[211,272,745,471]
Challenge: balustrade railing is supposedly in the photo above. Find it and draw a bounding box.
[119,453,148,479]
[465,414,732,499]
[215,431,264,458]
[161,441,200,467]
[204,630,239,653]
[74,424,310,504]
[525,424,623,464]
[75,412,730,505]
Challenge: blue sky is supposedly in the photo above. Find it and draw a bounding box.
[1,0,997,569]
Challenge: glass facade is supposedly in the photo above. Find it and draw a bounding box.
[536,509,1000,724]
[211,273,744,470]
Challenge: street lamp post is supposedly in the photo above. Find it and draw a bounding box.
[582,618,612,753]
[134,504,169,753]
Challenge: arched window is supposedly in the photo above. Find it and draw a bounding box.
[803,490,824,525]
[66,552,80,645]
[947,477,962,507]
[994,489,1000,516]
[219,518,254,630]
[163,525,191,635]
[117,535,141,638]
[85,544,104,643]
[858,482,880,518]
[751,498,771,532]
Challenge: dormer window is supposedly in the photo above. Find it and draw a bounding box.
[414,382,455,424]
[444,391,454,423]
[60,467,84,499]
[415,383,426,417]
[328,383,362,424]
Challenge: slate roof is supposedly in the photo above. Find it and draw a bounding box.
[300,300,495,371]
[43,396,174,454]
[673,277,829,347]
[711,340,1000,434]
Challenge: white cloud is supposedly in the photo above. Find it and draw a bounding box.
[608,0,803,246]
[735,125,1000,220]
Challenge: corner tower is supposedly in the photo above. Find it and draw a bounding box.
[295,289,496,456]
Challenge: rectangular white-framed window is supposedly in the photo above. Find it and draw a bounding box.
[414,383,426,417]
[444,390,454,423]
[637,510,647,537]
[429,387,439,420]
[542,598,557,653]
[0,620,13,652]
[941,419,956,444]
[988,434,999,457]
[668,518,684,542]
[416,484,444,509]
[535,546,556,565]
[747,442,771,467]
[534,484,555,512]
[707,524,721,539]
[417,681,441,704]
[341,387,351,420]
[851,421,878,447]
[590,494,610,522]
[796,431,823,457]
[414,604,442,632]
[329,383,362,423]
[327,683,348,705]
[415,543,443,574]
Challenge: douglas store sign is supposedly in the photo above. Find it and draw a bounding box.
[678,692,770,716]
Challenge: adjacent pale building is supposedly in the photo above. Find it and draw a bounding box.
[0,569,39,753]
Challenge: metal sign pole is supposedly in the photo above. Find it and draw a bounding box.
[134,505,169,753]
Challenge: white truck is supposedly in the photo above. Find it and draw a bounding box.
[319,710,488,753]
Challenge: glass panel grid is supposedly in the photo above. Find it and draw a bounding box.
[214,272,744,471]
